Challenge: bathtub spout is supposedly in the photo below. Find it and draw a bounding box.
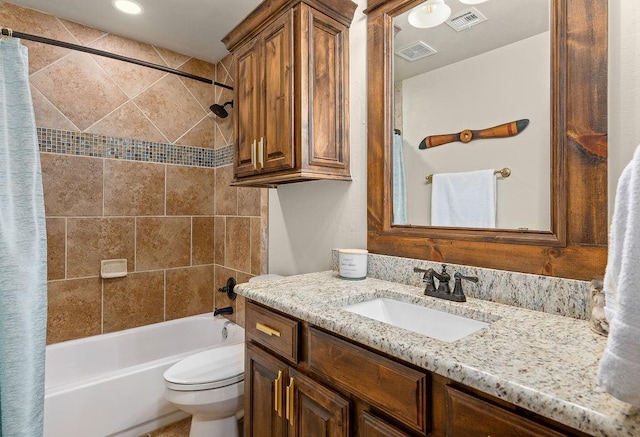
[214,306,234,317]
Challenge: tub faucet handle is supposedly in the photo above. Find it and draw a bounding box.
[218,277,237,300]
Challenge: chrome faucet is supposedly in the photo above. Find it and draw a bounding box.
[414,264,477,302]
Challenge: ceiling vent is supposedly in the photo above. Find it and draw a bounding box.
[446,7,487,32]
[395,41,437,62]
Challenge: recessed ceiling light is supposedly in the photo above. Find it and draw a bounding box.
[112,0,143,15]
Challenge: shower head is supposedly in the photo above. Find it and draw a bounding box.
[210,101,233,118]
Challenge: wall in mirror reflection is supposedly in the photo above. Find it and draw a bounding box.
[394,32,551,231]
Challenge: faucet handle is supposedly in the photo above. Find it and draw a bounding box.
[452,272,479,301]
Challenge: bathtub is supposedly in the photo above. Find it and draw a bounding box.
[44,314,244,437]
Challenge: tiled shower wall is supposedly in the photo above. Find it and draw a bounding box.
[1,2,266,344]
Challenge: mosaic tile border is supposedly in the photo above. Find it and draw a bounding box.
[37,127,234,168]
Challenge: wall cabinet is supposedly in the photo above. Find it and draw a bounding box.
[244,301,586,437]
[223,0,357,187]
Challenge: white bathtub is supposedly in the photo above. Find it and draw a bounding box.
[44,314,244,437]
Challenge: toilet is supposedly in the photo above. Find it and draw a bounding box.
[163,342,245,437]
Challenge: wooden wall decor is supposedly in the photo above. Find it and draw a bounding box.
[366,0,608,281]
[418,119,530,150]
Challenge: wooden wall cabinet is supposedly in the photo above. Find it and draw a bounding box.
[223,0,357,187]
[244,300,590,437]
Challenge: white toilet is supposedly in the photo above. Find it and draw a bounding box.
[163,342,245,437]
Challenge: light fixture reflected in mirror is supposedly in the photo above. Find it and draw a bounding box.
[408,0,452,28]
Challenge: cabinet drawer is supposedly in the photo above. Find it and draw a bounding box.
[445,386,567,437]
[307,327,428,434]
[246,302,299,363]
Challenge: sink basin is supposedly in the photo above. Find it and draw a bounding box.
[343,298,489,342]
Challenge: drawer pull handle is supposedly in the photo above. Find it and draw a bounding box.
[256,322,281,337]
[274,370,283,417]
[286,377,295,426]
[258,137,264,169]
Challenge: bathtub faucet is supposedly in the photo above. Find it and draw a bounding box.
[214,306,234,317]
[218,277,237,300]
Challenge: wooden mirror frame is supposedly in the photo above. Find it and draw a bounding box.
[366,0,607,281]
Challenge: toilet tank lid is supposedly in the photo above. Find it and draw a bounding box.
[163,342,244,385]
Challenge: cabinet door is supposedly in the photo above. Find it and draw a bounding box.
[245,342,288,437]
[235,38,261,178]
[287,368,350,437]
[260,9,295,174]
[359,411,410,437]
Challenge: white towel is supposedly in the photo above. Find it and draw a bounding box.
[597,144,640,406]
[431,169,496,228]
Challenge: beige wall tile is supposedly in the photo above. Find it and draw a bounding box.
[192,217,214,265]
[213,216,226,265]
[89,34,167,98]
[87,101,167,144]
[175,116,216,149]
[178,58,216,111]
[0,3,76,74]
[214,265,238,323]
[67,218,135,278]
[47,277,102,344]
[214,165,237,216]
[153,47,190,69]
[166,266,214,320]
[234,295,247,328]
[166,166,215,215]
[31,85,78,131]
[31,52,128,131]
[103,271,164,332]
[250,217,263,276]
[41,154,103,216]
[225,217,251,272]
[104,160,165,216]
[133,75,207,142]
[46,218,65,280]
[58,19,106,45]
[136,217,191,270]
[238,187,262,217]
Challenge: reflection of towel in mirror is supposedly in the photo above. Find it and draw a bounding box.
[597,144,640,406]
[393,133,407,225]
[431,169,496,228]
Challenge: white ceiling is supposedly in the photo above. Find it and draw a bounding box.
[394,0,549,81]
[8,0,262,64]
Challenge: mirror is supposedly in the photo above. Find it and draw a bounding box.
[392,0,551,230]
[366,0,608,280]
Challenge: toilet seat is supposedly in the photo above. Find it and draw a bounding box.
[164,343,244,391]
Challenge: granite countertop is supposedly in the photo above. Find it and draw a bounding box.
[236,271,640,437]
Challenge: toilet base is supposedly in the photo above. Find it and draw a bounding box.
[189,414,238,437]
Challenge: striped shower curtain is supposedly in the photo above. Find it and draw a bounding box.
[0,37,48,436]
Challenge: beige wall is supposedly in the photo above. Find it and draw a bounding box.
[1,3,265,343]
[401,33,550,230]
[608,0,640,217]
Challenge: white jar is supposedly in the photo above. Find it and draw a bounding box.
[338,249,368,279]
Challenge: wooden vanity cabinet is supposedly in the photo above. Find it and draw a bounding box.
[244,300,586,437]
[222,0,356,187]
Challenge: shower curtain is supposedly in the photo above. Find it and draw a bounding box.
[0,38,48,436]
[392,132,407,225]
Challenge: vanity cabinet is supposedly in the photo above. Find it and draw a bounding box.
[244,300,586,437]
[222,0,356,187]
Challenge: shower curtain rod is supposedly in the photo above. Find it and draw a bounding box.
[0,27,233,90]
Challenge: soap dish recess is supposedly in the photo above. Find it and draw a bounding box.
[101,259,127,278]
